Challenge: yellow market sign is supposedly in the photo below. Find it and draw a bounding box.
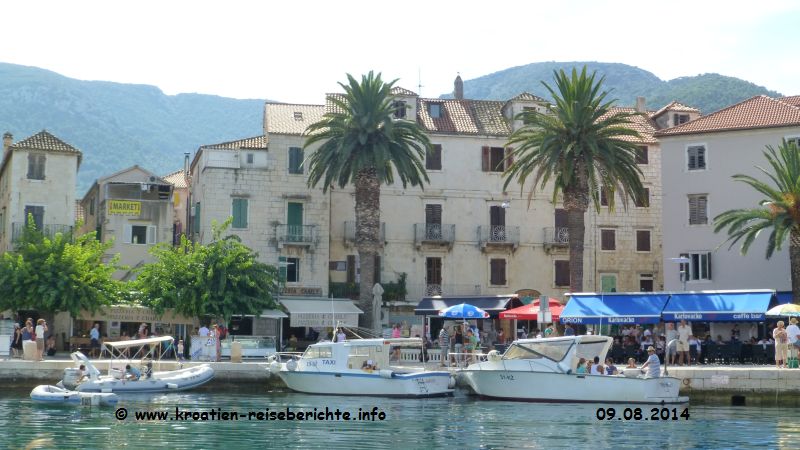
[108,200,141,216]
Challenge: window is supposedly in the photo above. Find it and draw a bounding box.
[346,255,357,283]
[428,103,442,118]
[426,144,442,170]
[688,194,708,225]
[88,197,95,216]
[600,229,616,251]
[639,274,654,292]
[193,202,201,233]
[636,230,651,252]
[600,187,611,206]
[293,112,303,120]
[680,252,712,281]
[600,274,617,292]
[635,146,648,164]
[280,256,300,283]
[687,145,706,171]
[554,260,570,287]
[674,113,690,125]
[393,100,407,119]
[23,205,44,230]
[232,198,248,229]
[126,224,156,245]
[787,137,800,148]
[288,147,304,174]
[490,258,507,286]
[482,146,512,172]
[634,188,650,208]
[522,106,537,125]
[246,153,254,164]
[27,153,46,180]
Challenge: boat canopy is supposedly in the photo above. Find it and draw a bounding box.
[661,290,775,322]
[415,295,523,316]
[560,293,669,325]
[103,335,173,349]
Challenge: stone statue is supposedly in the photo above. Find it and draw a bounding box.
[372,283,384,333]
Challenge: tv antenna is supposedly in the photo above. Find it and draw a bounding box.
[417,68,424,96]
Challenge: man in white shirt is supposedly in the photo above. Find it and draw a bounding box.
[787,317,800,356]
[640,346,661,378]
[198,325,210,337]
[665,323,678,364]
[677,320,692,366]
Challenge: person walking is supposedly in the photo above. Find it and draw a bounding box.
[676,320,691,366]
[774,321,789,369]
[438,326,450,367]
[35,319,48,361]
[786,317,800,366]
[453,326,464,367]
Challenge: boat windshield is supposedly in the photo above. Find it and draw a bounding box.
[503,340,573,362]
[303,346,332,359]
[574,341,609,362]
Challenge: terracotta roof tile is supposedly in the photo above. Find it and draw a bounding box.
[10,130,82,156]
[391,86,418,96]
[779,95,800,107]
[417,98,511,136]
[264,103,325,135]
[601,107,659,144]
[651,101,701,119]
[508,92,548,103]
[654,95,800,137]
[199,135,268,151]
[163,169,188,189]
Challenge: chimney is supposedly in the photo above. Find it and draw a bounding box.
[183,152,190,182]
[454,74,464,100]
[636,96,647,113]
[2,132,12,156]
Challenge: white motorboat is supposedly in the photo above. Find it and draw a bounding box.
[461,335,689,404]
[30,385,119,406]
[268,336,454,398]
[61,336,214,393]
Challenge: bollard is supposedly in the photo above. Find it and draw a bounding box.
[231,341,243,363]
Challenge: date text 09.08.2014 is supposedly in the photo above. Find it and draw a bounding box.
[596,407,689,421]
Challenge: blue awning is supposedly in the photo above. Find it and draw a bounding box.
[661,290,775,322]
[777,291,793,305]
[560,293,669,325]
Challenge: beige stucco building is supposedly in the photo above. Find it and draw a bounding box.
[657,95,800,292]
[0,130,81,253]
[80,166,174,280]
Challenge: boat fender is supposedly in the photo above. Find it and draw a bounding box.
[487,350,501,362]
[269,361,281,374]
[682,378,691,387]
[379,369,394,379]
[166,383,178,389]
[286,360,298,371]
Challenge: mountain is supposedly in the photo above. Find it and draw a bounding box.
[447,61,783,115]
[0,63,264,194]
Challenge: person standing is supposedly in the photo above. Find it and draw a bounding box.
[11,323,23,358]
[785,318,800,365]
[773,321,789,369]
[640,346,661,378]
[89,323,101,358]
[453,326,464,367]
[677,320,691,366]
[438,326,450,367]
[665,323,678,364]
[198,324,210,337]
[35,319,48,361]
[564,324,575,336]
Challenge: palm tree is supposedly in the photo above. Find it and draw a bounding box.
[503,67,646,293]
[714,140,800,304]
[304,72,431,330]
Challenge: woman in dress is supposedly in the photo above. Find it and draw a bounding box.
[11,323,23,358]
[773,321,788,369]
[35,319,47,361]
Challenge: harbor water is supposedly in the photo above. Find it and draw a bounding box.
[3,388,799,449]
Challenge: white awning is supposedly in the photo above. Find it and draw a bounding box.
[280,297,363,327]
[261,309,288,319]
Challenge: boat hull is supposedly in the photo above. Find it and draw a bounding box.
[75,365,215,393]
[461,370,688,404]
[30,385,119,406]
[278,370,454,398]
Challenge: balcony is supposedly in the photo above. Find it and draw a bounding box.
[543,226,569,252]
[478,225,520,251]
[12,222,73,242]
[343,221,385,247]
[274,224,318,249]
[414,223,455,249]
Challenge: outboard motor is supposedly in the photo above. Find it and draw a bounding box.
[62,368,81,390]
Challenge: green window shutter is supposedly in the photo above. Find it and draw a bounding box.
[232,198,248,228]
[289,147,304,174]
[279,256,287,282]
[193,202,201,233]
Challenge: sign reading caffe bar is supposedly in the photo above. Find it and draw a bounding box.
[108,200,142,216]
[77,306,196,325]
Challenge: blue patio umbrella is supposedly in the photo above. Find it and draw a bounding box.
[438,303,490,319]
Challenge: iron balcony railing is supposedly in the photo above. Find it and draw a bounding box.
[275,224,318,246]
[11,222,73,242]
[478,225,520,249]
[543,227,569,245]
[413,223,455,247]
[343,221,386,246]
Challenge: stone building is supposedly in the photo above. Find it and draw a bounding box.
[0,130,81,253]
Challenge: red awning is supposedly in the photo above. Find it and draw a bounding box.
[499,299,564,321]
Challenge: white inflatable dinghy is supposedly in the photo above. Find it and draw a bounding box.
[30,385,119,406]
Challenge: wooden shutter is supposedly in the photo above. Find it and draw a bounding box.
[555,260,570,287]
[636,230,651,252]
[123,224,132,244]
[193,203,201,233]
[601,229,615,250]
[278,256,288,282]
[636,146,648,164]
[554,209,567,228]
[600,187,609,206]
[425,204,442,225]
[374,255,381,283]
[147,225,157,244]
[504,147,514,170]
[232,198,248,228]
[427,144,442,170]
[490,205,505,227]
[426,257,442,285]
[490,259,506,285]
[706,252,712,280]
[346,255,356,283]
[481,146,490,171]
[697,147,705,169]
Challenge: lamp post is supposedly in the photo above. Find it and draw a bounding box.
[668,257,690,291]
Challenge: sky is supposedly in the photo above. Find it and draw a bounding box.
[2,0,799,104]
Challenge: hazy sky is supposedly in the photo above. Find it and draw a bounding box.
[3,0,799,104]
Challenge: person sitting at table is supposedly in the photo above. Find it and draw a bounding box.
[125,364,141,381]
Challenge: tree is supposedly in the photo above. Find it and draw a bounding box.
[503,67,646,293]
[304,71,431,330]
[134,219,280,322]
[714,140,800,304]
[0,219,121,317]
